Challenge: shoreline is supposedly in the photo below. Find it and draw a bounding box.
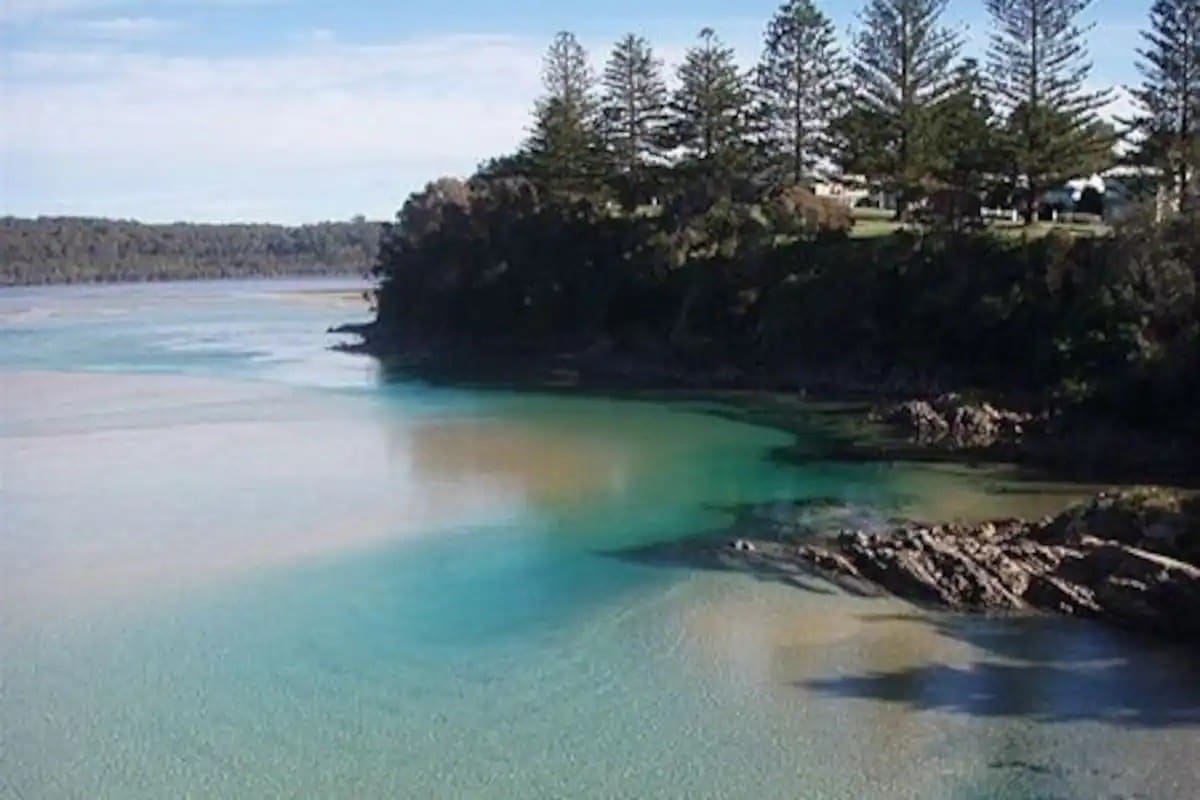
[332,325,1199,490]
[334,330,1200,643]
[614,488,1200,645]
[711,489,1200,644]
[2,269,372,290]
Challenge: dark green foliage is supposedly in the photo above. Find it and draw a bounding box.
[934,60,1006,194]
[1076,185,1105,215]
[373,177,669,349]
[475,152,536,180]
[525,32,605,193]
[845,0,962,210]
[601,35,671,178]
[1085,212,1200,431]
[756,0,846,185]
[1128,0,1200,210]
[830,106,892,182]
[923,189,984,229]
[986,0,1115,220]
[0,217,380,285]
[373,172,1200,437]
[758,220,1199,437]
[365,6,1200,449]
[371,175,856,359]
[667,29,757,185]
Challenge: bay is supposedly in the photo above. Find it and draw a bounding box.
[2,279,1196,799]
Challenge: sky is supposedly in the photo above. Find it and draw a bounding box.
[0,0,1153,224]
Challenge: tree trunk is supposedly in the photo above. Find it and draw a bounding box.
[1179,162,1192,213]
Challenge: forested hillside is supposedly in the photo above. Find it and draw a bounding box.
[0,217,381,285]
[368,0,1200,439]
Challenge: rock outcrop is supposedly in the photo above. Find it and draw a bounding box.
[871,396,1197,483]
[1037,487,1200,563]
[874,394,1033,450]
[768,489,1200,641]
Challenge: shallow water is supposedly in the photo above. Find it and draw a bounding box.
[2,280,1197,799]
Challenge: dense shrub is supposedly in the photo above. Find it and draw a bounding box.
[374,178,670,350]
[924,190,983,229]
[374,180,1199,435]
[766,186,853,238]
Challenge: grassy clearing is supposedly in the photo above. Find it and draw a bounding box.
[848,208,1112,240]
[849,218,907,238]
[987,220,1113,239]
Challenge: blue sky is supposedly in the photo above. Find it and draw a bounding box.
[1,0,1153,223]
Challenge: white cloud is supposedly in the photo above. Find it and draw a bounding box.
[0,0,116,22]
[2,34,548,220]
[0,9,1144,223]
[6,35,542,161]
[0,0,285,24]
[76,15,176,39]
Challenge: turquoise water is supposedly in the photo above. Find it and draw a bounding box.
[2,280,1197,799]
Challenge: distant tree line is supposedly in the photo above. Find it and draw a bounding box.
[0,217,382,286]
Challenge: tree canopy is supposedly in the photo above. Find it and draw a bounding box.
[847,0,963,210]
[366,2,1200,444]
[601,34,671,177]
[1128,0,1200,210]
[986,0,1114,219]
[756,0,846,185]
[667,29,757,184]
[526,32,604,192]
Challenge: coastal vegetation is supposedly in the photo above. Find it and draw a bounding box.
[367,0,1200,447]
[7,2,1200,795]
[0,216,381,285]
[359,0,1200,640]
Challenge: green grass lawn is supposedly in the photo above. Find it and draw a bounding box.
[849,218,906,238]
[987,220,1113,239]
[848,208,1112,240]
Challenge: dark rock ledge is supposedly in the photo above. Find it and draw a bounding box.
[870,393,1197,484]
[737,489,1200,642]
